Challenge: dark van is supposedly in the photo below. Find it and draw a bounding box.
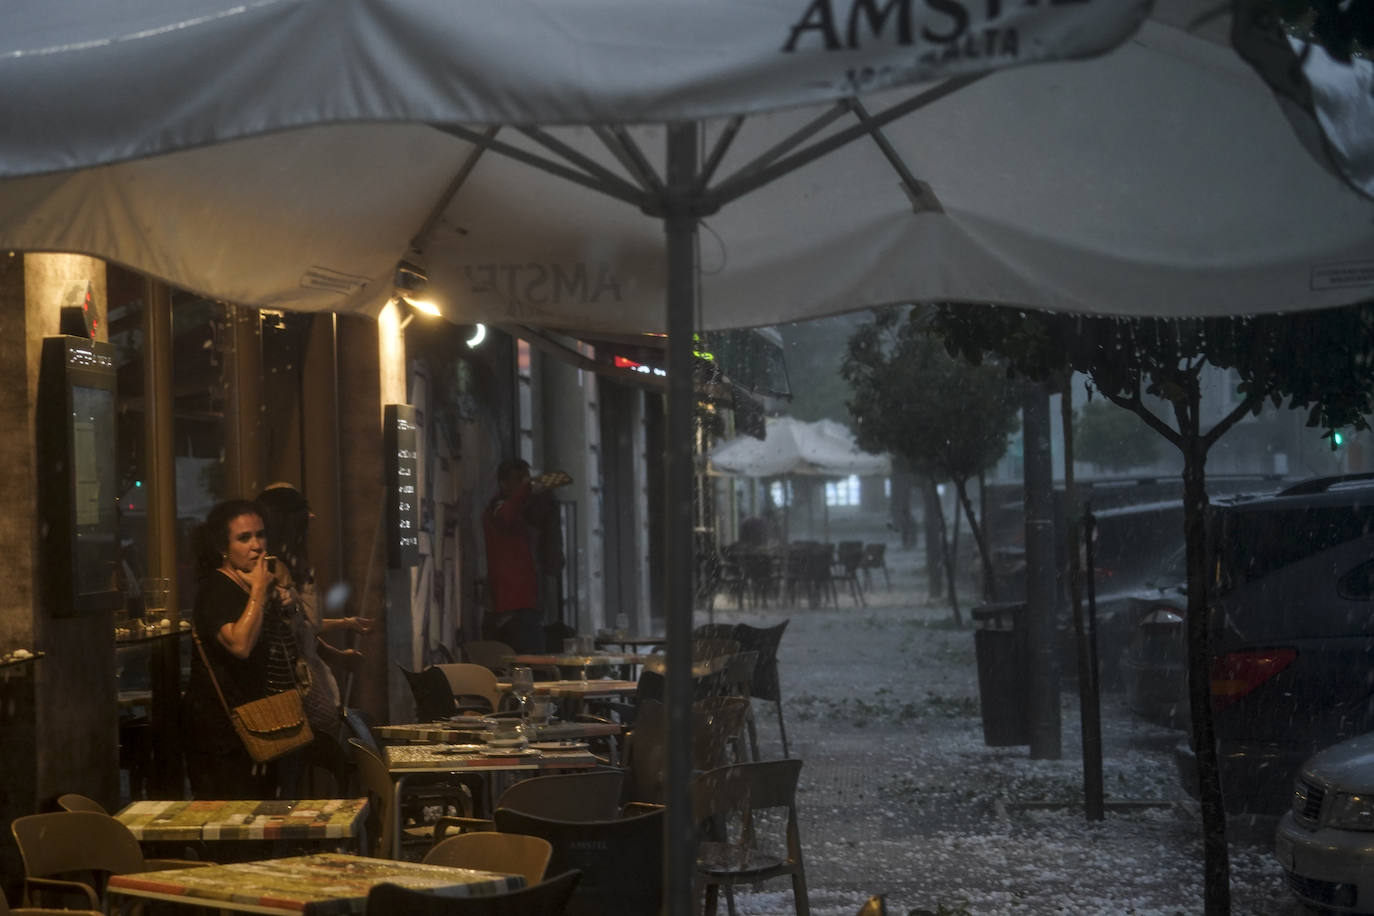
[1175,474,1374,815]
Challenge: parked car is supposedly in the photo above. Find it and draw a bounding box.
[1115,544,1189,728]
[1174,474,1374,816]
[1275,731,1374,914]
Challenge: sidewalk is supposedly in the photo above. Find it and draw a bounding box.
[700,533,1300,916]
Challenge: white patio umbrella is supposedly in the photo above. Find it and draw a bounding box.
[2,2,1372,910]
[710,416,890,542]
[0,2,1369,330]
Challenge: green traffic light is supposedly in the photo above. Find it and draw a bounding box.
[1333,431,1344,447]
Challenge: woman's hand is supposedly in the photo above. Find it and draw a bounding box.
[346,616,375,635]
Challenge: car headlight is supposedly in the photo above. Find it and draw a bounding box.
[1326,792,1374,830]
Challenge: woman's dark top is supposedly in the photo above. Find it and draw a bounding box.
[185,571,269,755]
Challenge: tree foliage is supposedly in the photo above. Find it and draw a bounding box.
[841,306,1021,605]
[929,300,1374,916]
[1074,397,1164,472]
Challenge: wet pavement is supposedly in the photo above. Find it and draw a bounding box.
[698,525,1305,916]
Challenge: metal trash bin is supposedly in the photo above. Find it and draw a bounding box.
[972,601,1029,746]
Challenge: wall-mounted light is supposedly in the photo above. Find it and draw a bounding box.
[466,323,486,348]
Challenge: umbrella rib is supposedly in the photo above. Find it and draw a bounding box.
[706,74,985,210]
[697,115,745,192]
[431,122,647,208]
[844,97,944,214]
[593,126,667,199]
[516,125,648,201]
[705,100,851,203]
[411,124,499,250]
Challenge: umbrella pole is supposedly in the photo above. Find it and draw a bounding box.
[663,120,699,916]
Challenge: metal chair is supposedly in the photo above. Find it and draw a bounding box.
[492,807,664,916]
[423,831,554,886]
[364,869,581,916]
[691,758,809,916]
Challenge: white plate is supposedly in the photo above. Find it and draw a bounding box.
[480,746,539,757]
[529,741,587,751]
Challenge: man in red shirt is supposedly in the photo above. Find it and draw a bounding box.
[482,459,556,652]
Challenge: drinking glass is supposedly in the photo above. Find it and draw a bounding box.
[510,665,535,719]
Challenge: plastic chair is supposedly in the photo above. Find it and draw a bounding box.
[434,769,627,837]
[619,698,668,806]
[348,737,470,860]
[10,811,203,910]
[691,758,809,916]
[694,696,752,769]
[399,664,460,720]
[364,869,581,916]
[423,831,553,886]
[732,620,790,757]
[54,793,108,815]
[492,808,664,916]
[435,662,504,714]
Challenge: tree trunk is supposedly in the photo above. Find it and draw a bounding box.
[1183,441,1231,914]
[932,488,961,625]
[954,476,997,602]
[922,480,945,598]
[1063,375,1103,820]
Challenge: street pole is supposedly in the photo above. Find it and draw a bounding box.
[1023,382,1061,760]
[663,120,699,916]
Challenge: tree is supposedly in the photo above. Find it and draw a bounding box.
[1074,397,1164,472]
[929,301,1374,916]
[841,306,1020,618]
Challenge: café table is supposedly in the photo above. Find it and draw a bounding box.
[115,798,369,854]
[383,743,598,859]
[495,678,640,699]
[594,633,666,652]
[376,719,622,745]
[503,651,649,680]
[107,851,522,916]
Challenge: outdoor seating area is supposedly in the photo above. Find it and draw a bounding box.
[4,620,808,915]
[708,540,890,611]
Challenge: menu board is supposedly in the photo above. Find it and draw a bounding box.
[384,404,419,568]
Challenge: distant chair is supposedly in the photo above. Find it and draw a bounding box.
[691,759,809,916]
[463,640,515,676]
[493,807,665,916]
[435,662,504,714]
[423,831,553,886]
[732,620,790,757]
[834,540,866,606]
[861,542,891,590]
[399,664,460,720]
[365,870,582,916]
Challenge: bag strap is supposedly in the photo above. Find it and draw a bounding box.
[192,627,237,720]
